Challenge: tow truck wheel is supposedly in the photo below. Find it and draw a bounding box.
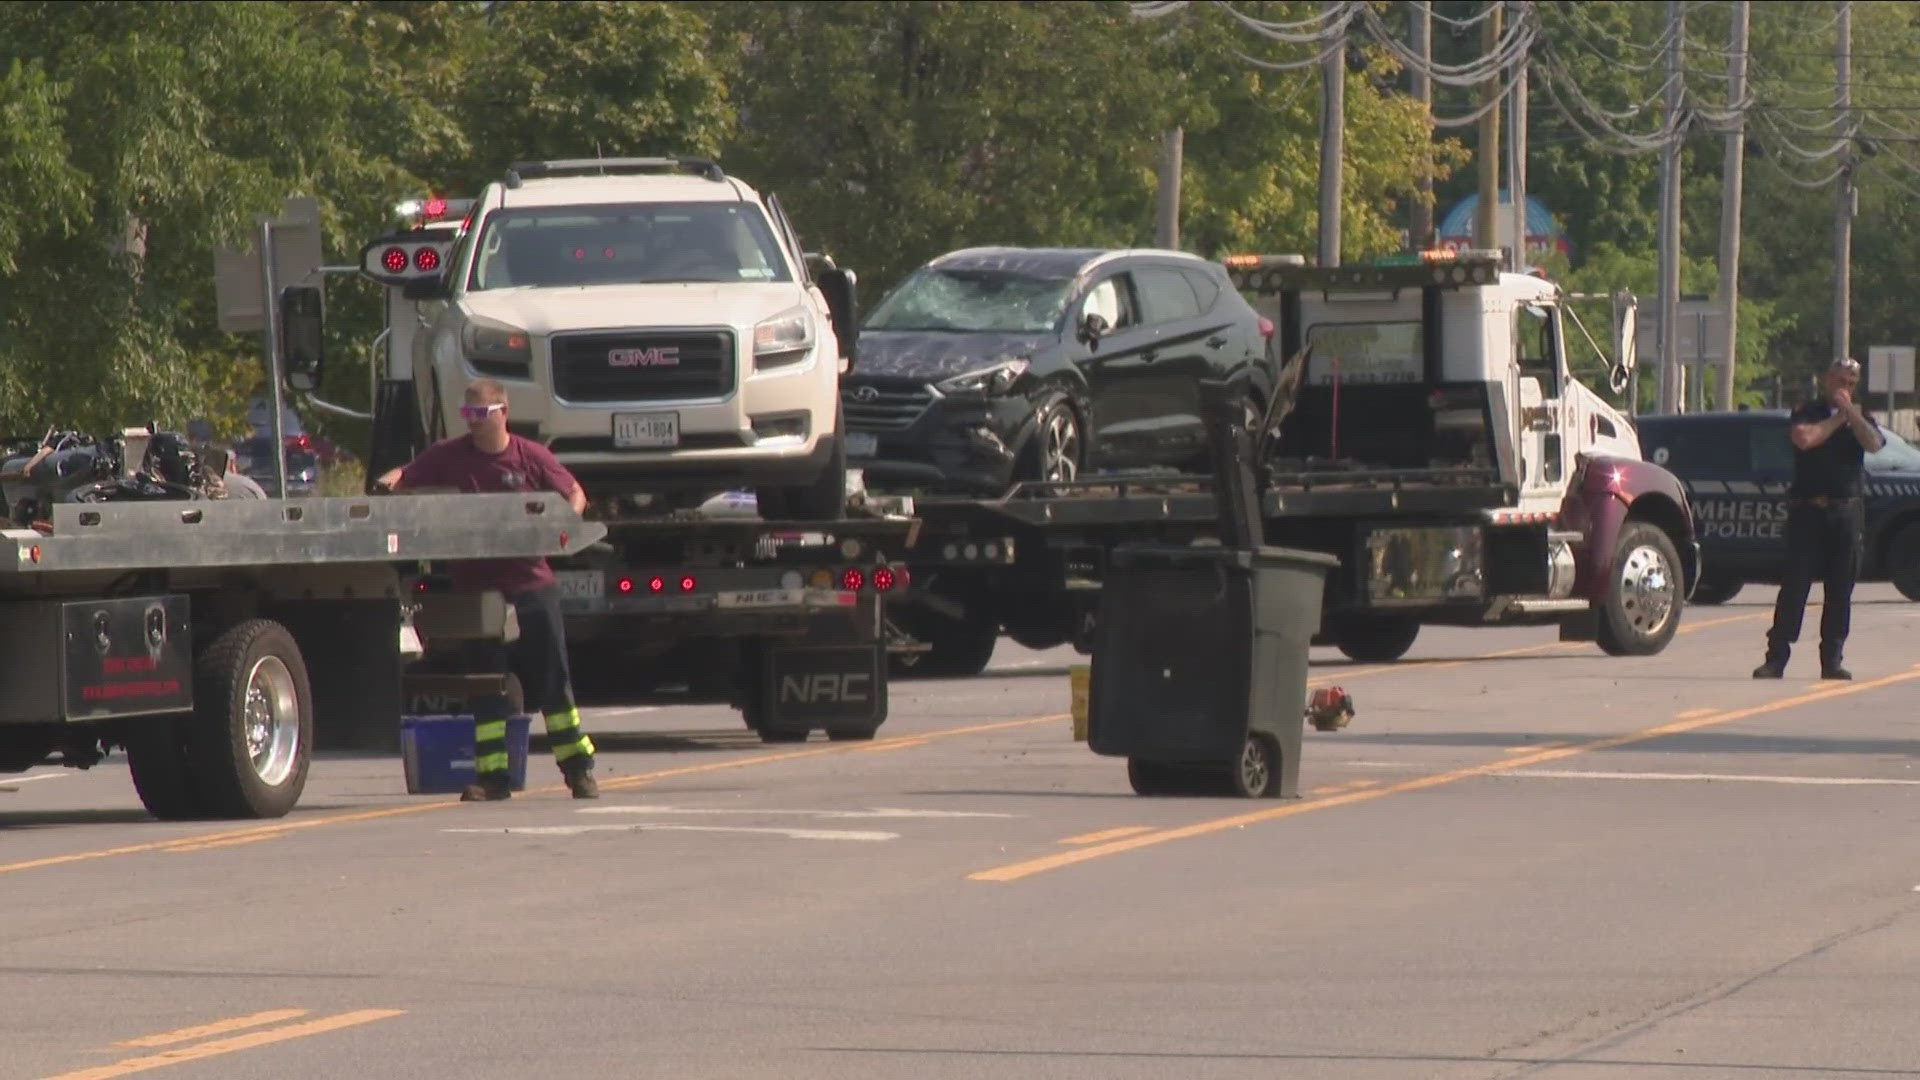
[125,717,211,821]
[825,725,879,742]
[1329,616,1421,662]
[1689,576,1744,606]
[891,606,997,678]
[1888,522,1920,602]
[1127,757,1174,795]
[1596,521,1684,657]
[185,619,313,819]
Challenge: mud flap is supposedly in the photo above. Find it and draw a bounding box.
[1558,607,1598,642]
[746,641,889,738]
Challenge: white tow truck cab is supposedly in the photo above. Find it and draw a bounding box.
[362,158,860,519]
[1223,248,1698,658]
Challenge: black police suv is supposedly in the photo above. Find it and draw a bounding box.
[840,247,1276,495]
[1635,409,1920,604]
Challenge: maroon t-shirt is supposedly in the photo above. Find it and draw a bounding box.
[399,433,582,596]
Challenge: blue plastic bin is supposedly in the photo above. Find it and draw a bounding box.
[400,714,531,794]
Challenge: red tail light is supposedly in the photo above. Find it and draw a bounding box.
[873,566,897,592]
[382,247,408,273]
[1257,316,1275,338]
[840,567,865,591]
[680,575,696,592]
[648,576,665,593]
[413,246,440,272]
[616,577,634,594]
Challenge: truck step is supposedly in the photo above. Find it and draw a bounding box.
[1505,598,1591,615]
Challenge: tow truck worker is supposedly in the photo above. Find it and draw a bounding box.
[376,378,600,801]
[1754,357,1883,681]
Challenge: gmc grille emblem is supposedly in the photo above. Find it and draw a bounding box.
[851,385,880,402]
[609,346,680,368]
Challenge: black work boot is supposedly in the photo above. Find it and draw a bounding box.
[1821,656,1852,680]
[1752,654,1786,678]
[460,773,512,802]
[561,757,599,800]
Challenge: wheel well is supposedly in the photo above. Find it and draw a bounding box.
[1871,510,1920,573]
[1626,494,1697,589]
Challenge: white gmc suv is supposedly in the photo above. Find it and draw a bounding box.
[401,158,858,518]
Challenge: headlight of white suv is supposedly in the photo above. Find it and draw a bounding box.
[461,316,533,370]
[753,305,815,368]
[937,359,1030,395]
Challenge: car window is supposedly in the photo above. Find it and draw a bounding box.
[1638,421,1749,476]
[466,201,792,290]
[1867,426,1920,472]
[1081,273,1139,331]
[1133,266,1202,325]
[863,268,1075,333]
[1514,305,1559,395]
[1182,267,1221,312]
[1748,421,1795,475]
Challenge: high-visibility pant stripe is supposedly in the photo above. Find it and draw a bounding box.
[544,709,594,763]
[474,719,510,777]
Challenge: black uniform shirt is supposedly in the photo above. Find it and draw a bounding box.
[1788,400,1877,499]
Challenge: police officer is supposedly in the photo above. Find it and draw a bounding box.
[1754,357,1884,680]
[377,378,599,801]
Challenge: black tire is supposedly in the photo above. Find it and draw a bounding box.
[1004,624,1069,652]
[1016,395,1084,485]
[1128,757,1174,795]
[1330,616,1421,662]
[1887,522,1920,602]
[1595,520,1685,657]
[185,619,314,819]
[825,725,879,742]
[125,716,211,821]
[757,728,810,744]
[1689,576,1744,606]
[1228,733,1282,798]
[762,408,847,521]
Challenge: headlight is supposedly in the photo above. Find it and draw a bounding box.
[753,305,814,367]
[461,317,532,367]
[936,359,1029,395]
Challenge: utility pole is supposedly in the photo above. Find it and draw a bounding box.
[1319,0,1345,266]
[1474,3,1503,250]
[1156,127,1183,249]
[1834,1,1853,363]
[1656,0,1685,413]
[1409,1,1434,250]
[1717,0,1748,410]
[1507,0,1528,271]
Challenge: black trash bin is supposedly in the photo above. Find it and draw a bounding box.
[1087,542,1338,798]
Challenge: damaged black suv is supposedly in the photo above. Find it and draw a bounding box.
[841,246,1275,494]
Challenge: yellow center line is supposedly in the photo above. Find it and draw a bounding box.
[0,714,1065,878]
[44,1009,405,1080]
[114,1010,310,1049]
[1506,742,1570,754]
[1059,826,1154,845]
[968,664,1920,883]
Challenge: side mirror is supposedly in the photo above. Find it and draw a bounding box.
[817,266,859,366]
[1614,292,1639,374]
[1079,311,1110,347]
[403,275,451,302]
[279,286,324,392]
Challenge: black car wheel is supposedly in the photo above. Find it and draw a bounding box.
[1020,397,1082,485]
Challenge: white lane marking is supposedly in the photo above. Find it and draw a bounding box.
[577,805,1018,819]
[587,706,659,717]
[443,823,898,841]
[0,772,68,792]
[1502,770,1920,786]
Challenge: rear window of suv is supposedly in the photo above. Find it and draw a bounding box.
[466,201,792,290]
[1640,416,1791,476]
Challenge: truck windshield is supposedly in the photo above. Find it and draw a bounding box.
[1868,428,1920,472]
[865,268,1074,333]
[465,202,792,290]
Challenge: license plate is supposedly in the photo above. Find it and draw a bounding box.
[613,412,680,449]
[845,432,878,458]
[554,571,604,601]
[717,588,803,609]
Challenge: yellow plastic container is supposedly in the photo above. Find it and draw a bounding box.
[1069,665,1091,741]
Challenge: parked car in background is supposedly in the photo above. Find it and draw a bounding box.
[840,246,1276,495]
[1635,409,1920,603]
[233,432,319,497]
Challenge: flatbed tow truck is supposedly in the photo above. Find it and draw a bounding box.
[884,250,1700,675]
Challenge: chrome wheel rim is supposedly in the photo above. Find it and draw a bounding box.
[1239,736,1271,795]
[1042,409,1080,483]
[244,656,300,787]
[1617,544,1676,638]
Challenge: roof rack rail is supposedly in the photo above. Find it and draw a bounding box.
[503,157,726,188]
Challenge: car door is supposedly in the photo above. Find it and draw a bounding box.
[1513,301,1569,511]
[1123,264,1220,458]
[1073,270,1157,466]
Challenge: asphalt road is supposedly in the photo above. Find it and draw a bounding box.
[6,586,1920,1079]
